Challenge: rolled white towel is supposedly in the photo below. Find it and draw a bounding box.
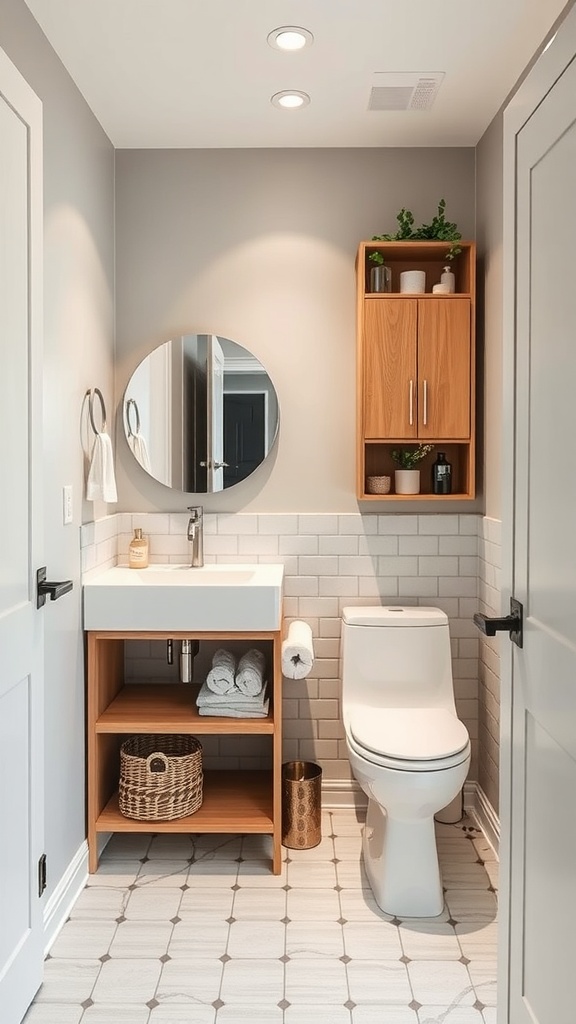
[281,621,314,679]
[235,648,266,696]
[206,649,237,694]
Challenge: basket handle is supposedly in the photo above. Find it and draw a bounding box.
[146,752,169,774]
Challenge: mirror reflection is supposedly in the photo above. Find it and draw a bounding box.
[123,335,279,492]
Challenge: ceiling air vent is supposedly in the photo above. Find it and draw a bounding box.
[368,73,444,112]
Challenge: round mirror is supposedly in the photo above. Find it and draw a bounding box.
[123,334,279,492]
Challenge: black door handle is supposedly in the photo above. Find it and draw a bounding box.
[36,567,74,609]
[473,597,523,648]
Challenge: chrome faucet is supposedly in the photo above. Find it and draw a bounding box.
[187,506,204,567]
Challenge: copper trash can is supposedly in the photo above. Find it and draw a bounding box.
[282,760,322,849]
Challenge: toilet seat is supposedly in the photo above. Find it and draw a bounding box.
[347,707,470,773]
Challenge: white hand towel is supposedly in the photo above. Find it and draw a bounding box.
[129,431,152,473]
[281,620,314,679]
[86,432,118,502]
[197,680,268,710]
[206,649,237,694]
[235,648,266,696]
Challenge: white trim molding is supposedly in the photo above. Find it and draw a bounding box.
[464,781,500,856]
[43,841,89,953]
[321,778,366,810]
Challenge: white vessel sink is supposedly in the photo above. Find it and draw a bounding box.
[83,563,284,632]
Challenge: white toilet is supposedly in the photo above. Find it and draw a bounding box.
[341,605,471,918]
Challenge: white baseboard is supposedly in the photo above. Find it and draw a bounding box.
[321,778,366,809]
[322,777,500,857]
[43,840,89,953]
[464,781,500,856]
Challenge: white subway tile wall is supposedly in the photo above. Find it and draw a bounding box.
[81,513,482,784]
[477,518,502,814]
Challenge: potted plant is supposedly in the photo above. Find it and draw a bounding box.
[391,444,434,494]
[369,198,462,263]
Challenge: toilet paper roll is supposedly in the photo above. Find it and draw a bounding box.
[281,621,315,679]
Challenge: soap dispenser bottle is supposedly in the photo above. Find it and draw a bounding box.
[440,265,456,293]
[432,452,452,495]
[128,528,149,568]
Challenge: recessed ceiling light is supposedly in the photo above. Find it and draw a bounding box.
[267,26,314,52]
[271,90,311,110]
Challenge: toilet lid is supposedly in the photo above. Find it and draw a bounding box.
[349,707,469,761]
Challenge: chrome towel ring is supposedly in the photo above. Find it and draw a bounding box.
[87,388,107,434]
[125,398,141,438]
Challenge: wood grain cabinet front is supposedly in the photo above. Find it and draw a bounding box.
[86,629,283,875]
[357,241,476,500]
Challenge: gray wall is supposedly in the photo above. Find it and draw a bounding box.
[0,0,115,899]
[476,115,504,522]
[475,111,504,811]
[114,148,476,512]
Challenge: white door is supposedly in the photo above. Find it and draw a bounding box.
[0,48,44,1024]
[505,34,576,1024]
[208,335,225,492]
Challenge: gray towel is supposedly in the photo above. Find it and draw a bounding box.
[235,648,266,696]
[205,649,237,694]
[196,680,268,710]
[198,700,269,719]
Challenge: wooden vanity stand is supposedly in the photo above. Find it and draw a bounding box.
[86,629,283,874]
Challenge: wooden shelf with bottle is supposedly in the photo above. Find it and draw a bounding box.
[356,240,476,502]
[86,629,282,875]
[363,441,475,501]
[359,240,476,296]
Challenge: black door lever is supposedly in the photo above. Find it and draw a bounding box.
[37,567,74,609]
[473,597,523,648]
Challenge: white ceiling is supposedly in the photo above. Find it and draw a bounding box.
[24,0,567,149]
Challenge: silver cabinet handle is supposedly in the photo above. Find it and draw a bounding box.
[213,461,229,470]
[423,380,428,426]
[409,379,414,426]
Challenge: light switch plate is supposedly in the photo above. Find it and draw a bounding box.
[63,485,73,525]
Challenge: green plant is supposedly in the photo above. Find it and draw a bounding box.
[391,444,434,469]
[369,198,462,261]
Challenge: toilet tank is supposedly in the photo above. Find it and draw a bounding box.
[341,606,456,711]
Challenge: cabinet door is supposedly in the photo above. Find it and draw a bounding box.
[363,299,417,439]
[417,298,471,439]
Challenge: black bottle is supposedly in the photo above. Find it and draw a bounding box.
[432,452,452,495]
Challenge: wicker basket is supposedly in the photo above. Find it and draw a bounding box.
[366,475,391,495]
[119,734,203,821]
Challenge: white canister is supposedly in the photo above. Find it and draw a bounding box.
[400,270,426,294]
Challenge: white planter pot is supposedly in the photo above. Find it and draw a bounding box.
[399,270,426,294]
[394,469,420,495]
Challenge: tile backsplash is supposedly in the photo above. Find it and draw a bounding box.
[81,512,481,789]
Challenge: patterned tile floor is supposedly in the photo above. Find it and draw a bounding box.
[25,810,498,1024]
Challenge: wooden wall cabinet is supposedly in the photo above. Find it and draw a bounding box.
[87,629,283,874]
[357,241,476,500]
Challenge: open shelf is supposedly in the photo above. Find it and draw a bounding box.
[87,628,283,874]
[362,441,474,500]
[96,770,274,834]
[95,683,275,735]
[359,240,475,295]
[364,292,473,300]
